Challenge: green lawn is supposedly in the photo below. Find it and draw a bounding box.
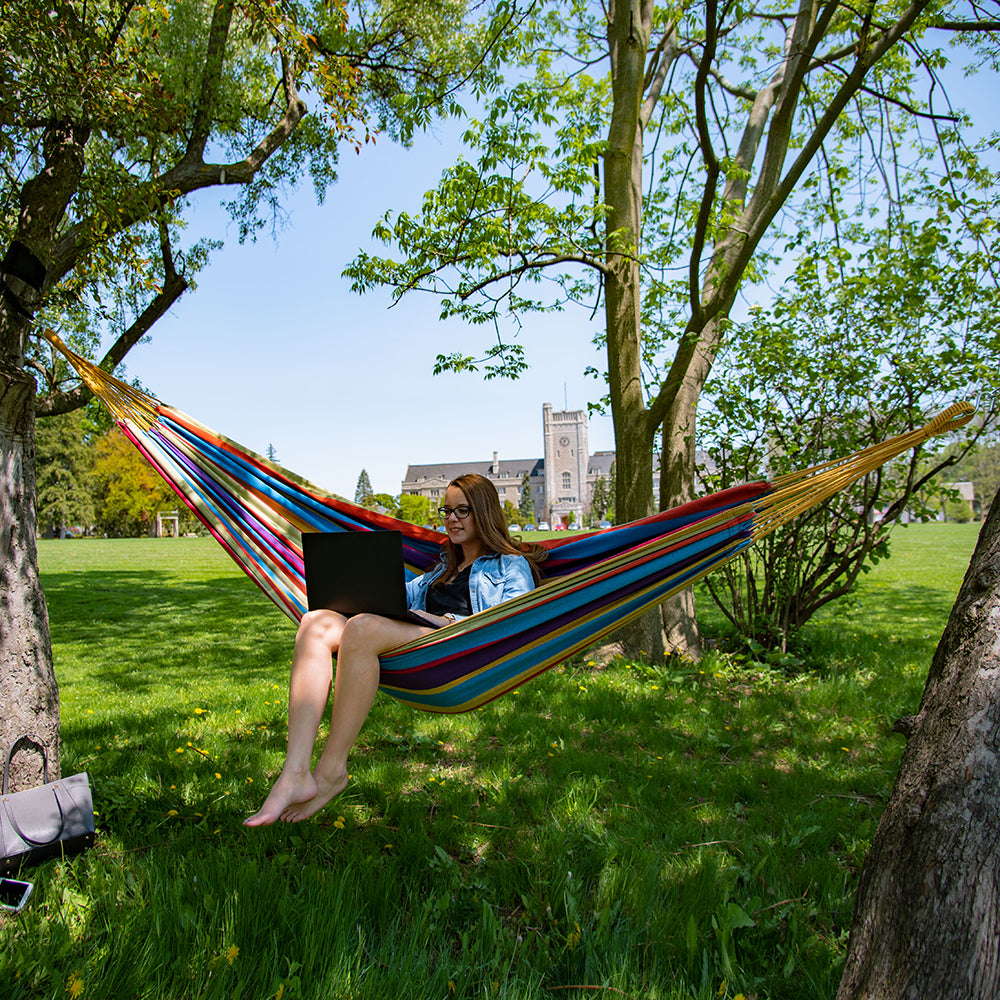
[0,521,982,1000]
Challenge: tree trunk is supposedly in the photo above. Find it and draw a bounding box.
[835,486,1000,1000]
[659,385,704,656]
[0,360,59,787]
[0,125,90,786]
[603,0,664,662]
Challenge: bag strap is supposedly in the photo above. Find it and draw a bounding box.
[2,735,49,795]
[1,784,68,845]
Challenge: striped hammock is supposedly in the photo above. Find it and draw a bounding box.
[42,330,974,713]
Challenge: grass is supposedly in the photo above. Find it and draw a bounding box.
[0,521,982,1000]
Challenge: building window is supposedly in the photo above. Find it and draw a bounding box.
[562,472,571,490]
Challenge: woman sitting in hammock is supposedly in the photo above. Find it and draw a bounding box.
[245,473,546,826]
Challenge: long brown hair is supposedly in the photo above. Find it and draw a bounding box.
[434,473,547,584]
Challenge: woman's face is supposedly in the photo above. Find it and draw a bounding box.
[442,484,481,552]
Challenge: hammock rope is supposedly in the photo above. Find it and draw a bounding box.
[41,328,975,712]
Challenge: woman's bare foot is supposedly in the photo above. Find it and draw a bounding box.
[279,765,349,823]
[243,769,318,827]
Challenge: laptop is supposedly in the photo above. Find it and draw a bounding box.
[302,530,441,628]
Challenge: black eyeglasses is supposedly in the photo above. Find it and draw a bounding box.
[438,505,472,520]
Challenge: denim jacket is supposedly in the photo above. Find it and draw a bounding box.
[405,552,535,621]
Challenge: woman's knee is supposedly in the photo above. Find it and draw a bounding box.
[296,610,345,651]
[340,613,399,653]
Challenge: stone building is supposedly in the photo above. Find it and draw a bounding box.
[401,404,616,526]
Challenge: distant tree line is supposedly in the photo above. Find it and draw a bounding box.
[36,404,202,538]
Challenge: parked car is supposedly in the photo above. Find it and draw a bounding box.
[553,523,567,531]
[599,520,612,529]
[508,524,521,532]
[537,521,550,531]
[524,523,536,531]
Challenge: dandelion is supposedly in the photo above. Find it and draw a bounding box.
[176,747,184,754]
[448,982,456,995]
[225,945,239,965]
[167,809,178,817]
[717,981,727,998]
[215,773,222,780]
[567,920,582,950]
[66,972,84,998]
[384,843,393,851]
[333,816,345,829]
[194,708,206,715]
[275,986,285,1000]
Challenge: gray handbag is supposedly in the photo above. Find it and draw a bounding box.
[1,735,95,874]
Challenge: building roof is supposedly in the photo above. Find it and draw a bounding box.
[403,458,544,487]
[587,451,615,477]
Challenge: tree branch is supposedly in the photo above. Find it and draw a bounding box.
[459,253,610,300]
[36,227,188,417]
[688,0,721,326]
[184,0,237,166]
[736,0,933,277]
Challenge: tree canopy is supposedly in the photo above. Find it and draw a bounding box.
[1,0,520,396]
[345,0,1000,652]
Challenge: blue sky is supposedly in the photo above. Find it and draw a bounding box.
[140,122,617,500]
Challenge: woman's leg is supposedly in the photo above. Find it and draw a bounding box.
[243,610,347,827]
[279,614,431,823]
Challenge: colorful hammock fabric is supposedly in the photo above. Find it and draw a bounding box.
[41,330,974,713]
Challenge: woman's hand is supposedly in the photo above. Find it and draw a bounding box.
[408,610,456,628]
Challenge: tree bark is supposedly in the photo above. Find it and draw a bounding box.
[0,123,86,786]
[0,360,59,787]
[604,0,664,662]
[835,486,1000,1000]
[659,382,705,656]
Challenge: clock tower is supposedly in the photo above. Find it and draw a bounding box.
[542,402,588,526]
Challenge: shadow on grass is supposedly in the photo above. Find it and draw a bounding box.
[45,570,290,695]
[4,653,892,1000]
[11,563,926,1000]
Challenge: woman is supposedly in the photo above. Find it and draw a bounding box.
[245,473,545,826]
